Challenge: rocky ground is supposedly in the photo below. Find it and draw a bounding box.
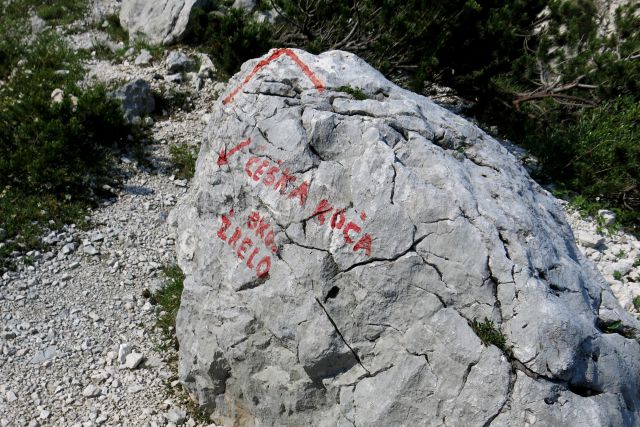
[0,6,639,427]
[0,26,218,426]
[566,207,640,312]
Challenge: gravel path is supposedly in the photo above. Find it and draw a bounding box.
[0,42,217,426]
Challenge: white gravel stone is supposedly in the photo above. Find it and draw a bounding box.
[125,352,145,370]
[5,391,17,403]
[164,408,186,425]
[118,343,132,364]
[82,384,100,398]
[576,230,605,248]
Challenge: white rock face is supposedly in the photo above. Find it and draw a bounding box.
[119,0,213,45]
[171,49,640,426]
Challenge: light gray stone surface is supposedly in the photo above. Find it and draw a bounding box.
[119,0,213,45]
[170,48,640,426]
[166,51,196,73]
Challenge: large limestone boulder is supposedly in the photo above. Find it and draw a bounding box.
[170,48,640,426]
[119,0,213,45]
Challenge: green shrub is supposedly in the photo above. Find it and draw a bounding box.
[104,13,129,43]
[152,265,186,346]
[470,317,512,357]
[186,4,274,77]
[169,145,198,180]
[0,30,135,270]
[525,97,639,220]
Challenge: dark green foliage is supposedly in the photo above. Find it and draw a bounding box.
[633,296,640,312]
[104,13,129,43]
[603,320,622,333]
[31,0,87,25]
[337,86,368,100]
[524,97,639,219]
[613,270,623,281]
[0,27,135,270]
[186,4,274,77]
[153,265,185,344]
[267,0,547,95]
[169,145,198,180]
[470,318,512,357]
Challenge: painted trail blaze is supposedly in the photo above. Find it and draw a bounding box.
[217,138,252,166]
[223,48,326,105]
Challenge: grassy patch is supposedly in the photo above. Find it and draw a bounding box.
[29,0,88,26]
[103,13,128,43]
[169,145,198,180]
[132,39,164,60]
[470,318,512,357]
[152,265,185,346]
[337,85,368,101]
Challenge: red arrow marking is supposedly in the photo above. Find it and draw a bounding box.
[223,48,325,105]
[217,138,252,166]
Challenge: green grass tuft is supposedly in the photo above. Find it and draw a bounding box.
[470,318,512,357]
[104,13,128,43]
[169,145,198,180]
[337,85,369,101]
[153,265,185,345]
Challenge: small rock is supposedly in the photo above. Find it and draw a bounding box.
[6,390,17,402]
[164,409,187,425]
[110,79,155,123]
[166,51,195,73]
[84,245,99,256]
[118,343,132,364]
[39,410,50,420]
[30,346,57,364]
[135,49,153,66]
[166,73,183,84]
[61,243,75,255]
[51,88,64,103]
[576,230,605,249]
[125,352,144,370]
[197,53,216,78]
[82,384,100,398]
[598,209,616,226]
[90,231,105,242]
